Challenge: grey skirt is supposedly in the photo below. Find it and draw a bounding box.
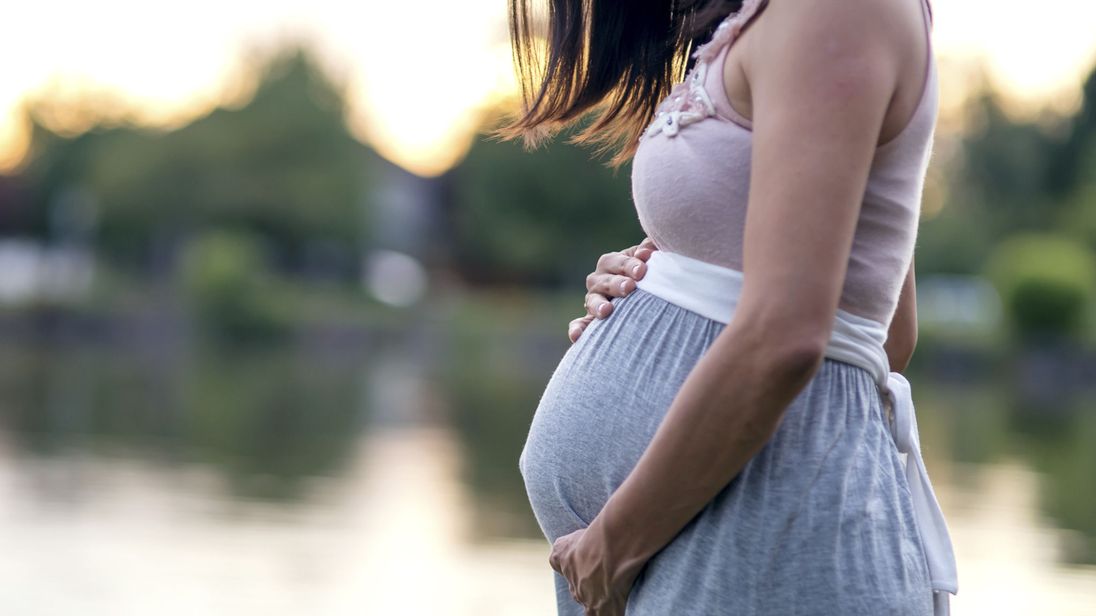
[518,287,934,615]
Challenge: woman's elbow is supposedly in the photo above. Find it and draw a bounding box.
[759,327,828,385]
[735,302,830,384]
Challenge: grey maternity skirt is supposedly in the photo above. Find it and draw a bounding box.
[518,287,934,615]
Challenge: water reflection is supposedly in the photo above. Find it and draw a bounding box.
[0,332,1094,613]
[915,381,1096,567]
[0,339,555,614]
[942,462,1096,614]
[0,344,364,502]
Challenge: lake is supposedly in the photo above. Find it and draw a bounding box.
[0,321,1094,614]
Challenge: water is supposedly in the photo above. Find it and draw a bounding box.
[0,330,1094,614]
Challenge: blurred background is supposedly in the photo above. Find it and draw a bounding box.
[0,0,1095,613]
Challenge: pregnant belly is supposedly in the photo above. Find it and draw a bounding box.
[518,289,721,540]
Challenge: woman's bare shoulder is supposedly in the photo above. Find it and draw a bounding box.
[750,0,929,144]
[746,0,901,103]
[750,0,910,62]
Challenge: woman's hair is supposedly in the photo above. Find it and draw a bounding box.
[498,0,743,166]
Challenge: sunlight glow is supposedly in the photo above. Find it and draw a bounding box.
[0,0,1094,176]
[933,0,1096,119]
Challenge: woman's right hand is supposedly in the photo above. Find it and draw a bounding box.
[568,237,659,343]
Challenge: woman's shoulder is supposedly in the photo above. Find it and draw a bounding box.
[741,0,931,135]
[754,0,919,54]
[745,0,906,94]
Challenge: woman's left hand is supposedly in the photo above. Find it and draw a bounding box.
[549,527,641,616]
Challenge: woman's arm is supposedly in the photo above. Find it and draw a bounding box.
[549,0,906,610]
[885,259,918,372]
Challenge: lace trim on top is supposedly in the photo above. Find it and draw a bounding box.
[640,0,766,141]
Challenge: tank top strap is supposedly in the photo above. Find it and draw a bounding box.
[692,0,770,65]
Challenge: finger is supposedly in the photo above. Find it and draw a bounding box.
[549,549,561,572]
[568,315,594,343]
[585,272,628,298]
[584,293,614,319]
[619,243,640,258]
[634,238,659,262]
[586,260,644,304]
[588,274,637,299]
[593,251,647,280]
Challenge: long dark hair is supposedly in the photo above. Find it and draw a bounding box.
[498,0,743,166]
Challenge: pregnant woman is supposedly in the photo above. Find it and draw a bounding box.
[507,0,957,614]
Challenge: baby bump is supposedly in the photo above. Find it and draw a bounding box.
[518,289,723,540]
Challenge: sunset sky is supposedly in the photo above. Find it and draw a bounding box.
[2,0,1094,176]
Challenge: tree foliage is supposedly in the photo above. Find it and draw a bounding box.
[17,47,377,271]
[450,130,644,287]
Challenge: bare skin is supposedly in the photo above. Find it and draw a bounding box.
[549,0,931,613]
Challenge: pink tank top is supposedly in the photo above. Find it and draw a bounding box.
[631,0,938,326]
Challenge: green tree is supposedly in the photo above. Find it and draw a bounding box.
[450,130,644,287]
[19,47,377,271]
[984,233,1096,340]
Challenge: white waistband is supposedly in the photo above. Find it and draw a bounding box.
[634,249,957,612]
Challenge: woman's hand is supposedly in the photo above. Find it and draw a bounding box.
[549,526,642,616]
[569,237,659,343]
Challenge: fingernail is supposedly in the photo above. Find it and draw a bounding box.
[597,303,608,316]
[620,280,629,293]
[632,264,641,276]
